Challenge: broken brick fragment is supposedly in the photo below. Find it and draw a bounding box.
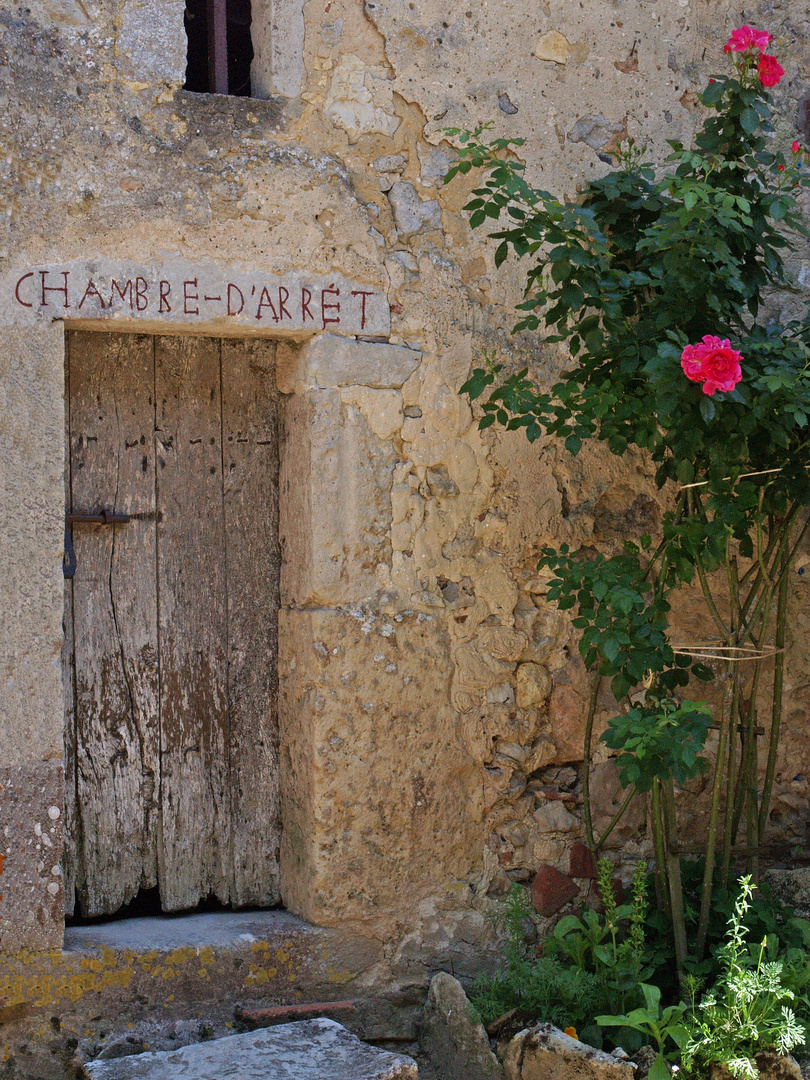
[530,864,579,916]
[569,842,596,879]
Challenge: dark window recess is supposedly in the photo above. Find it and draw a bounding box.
[184,0,253,97]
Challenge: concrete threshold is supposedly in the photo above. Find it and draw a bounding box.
[63,909,313,954]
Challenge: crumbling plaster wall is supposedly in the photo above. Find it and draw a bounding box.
[0,0,809,964]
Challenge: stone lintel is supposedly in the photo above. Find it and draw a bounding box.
[277,334,421,392]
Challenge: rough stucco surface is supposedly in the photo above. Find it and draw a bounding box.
[0,0,809,1068]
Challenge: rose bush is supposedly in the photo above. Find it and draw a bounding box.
[446,26,810,979]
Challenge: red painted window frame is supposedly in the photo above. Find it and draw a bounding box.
[207,0,228,95]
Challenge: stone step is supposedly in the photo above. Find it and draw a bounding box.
[80,1017,418,1080]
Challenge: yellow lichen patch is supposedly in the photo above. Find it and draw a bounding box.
[198,946,215,967]
[326,968,354,986]
[167,946,197,966]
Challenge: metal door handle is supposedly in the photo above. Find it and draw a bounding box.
[63,509,131,578]
[66,510,131,525]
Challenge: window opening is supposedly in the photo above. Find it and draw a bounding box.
[184,0,254,97]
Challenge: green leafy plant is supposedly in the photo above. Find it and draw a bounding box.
[682,877,807,1079]
[546,860,656,1020]
[472,864,660,1047]
[601,699,713,793]
[469,884,601,1031]
[447,25,810,969]
[598,983,689,1080]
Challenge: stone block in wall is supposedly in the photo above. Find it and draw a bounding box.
[279,390,396,607]
[0,323,65,769]
[250,0,306,99]
[0,761,64,950]
[547,658,614,764]
[277,335,421,393]
[590,761,646,849]
[117,0,187,85]
[278,608,483,934]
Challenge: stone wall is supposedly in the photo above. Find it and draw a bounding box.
[0,0,809,977]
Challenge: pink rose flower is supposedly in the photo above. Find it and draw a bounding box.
[757,53,784,88]
[792,140,801,153]
[724,25,773,53]
[680,336,744,397]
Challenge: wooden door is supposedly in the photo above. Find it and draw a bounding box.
[63,331,280,917]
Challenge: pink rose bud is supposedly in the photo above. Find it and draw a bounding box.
[793,141,801,153]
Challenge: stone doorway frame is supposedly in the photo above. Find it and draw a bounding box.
[0,312,421,951]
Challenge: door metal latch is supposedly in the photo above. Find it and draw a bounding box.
[63,509,131,579]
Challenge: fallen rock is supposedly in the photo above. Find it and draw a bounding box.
[420,972,504,1080]
[81,1018,417,1079]
[501,1024,635,1080]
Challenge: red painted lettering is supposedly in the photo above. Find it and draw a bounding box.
[78,280,106,310]
[227,283,244,316]
[14,272,33,308]
[321,284,340,329]
[159,280,172,313]
[110,279,134,309]
[255,286,279,322]
[301,287,314,322]
[350,289,373,330]
[183,278,199,315]
[278,286,291,321]
[135,276,148,311]
[40,270,69,308]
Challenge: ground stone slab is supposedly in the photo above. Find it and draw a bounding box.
[81,1018,417,1080]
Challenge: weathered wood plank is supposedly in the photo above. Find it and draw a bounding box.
[155,335,231,911]
[221,339,281,907]
[68,331,160,917]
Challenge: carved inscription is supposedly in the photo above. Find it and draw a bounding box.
[5,259,390,336]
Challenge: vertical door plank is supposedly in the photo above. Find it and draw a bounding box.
[155,336,231,911]
[68,332,160,917]
[222,339,281,907]
[62,332,77,916]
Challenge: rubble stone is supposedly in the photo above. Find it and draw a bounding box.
[501,1024,635,1080]
[419,972,504,1080]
